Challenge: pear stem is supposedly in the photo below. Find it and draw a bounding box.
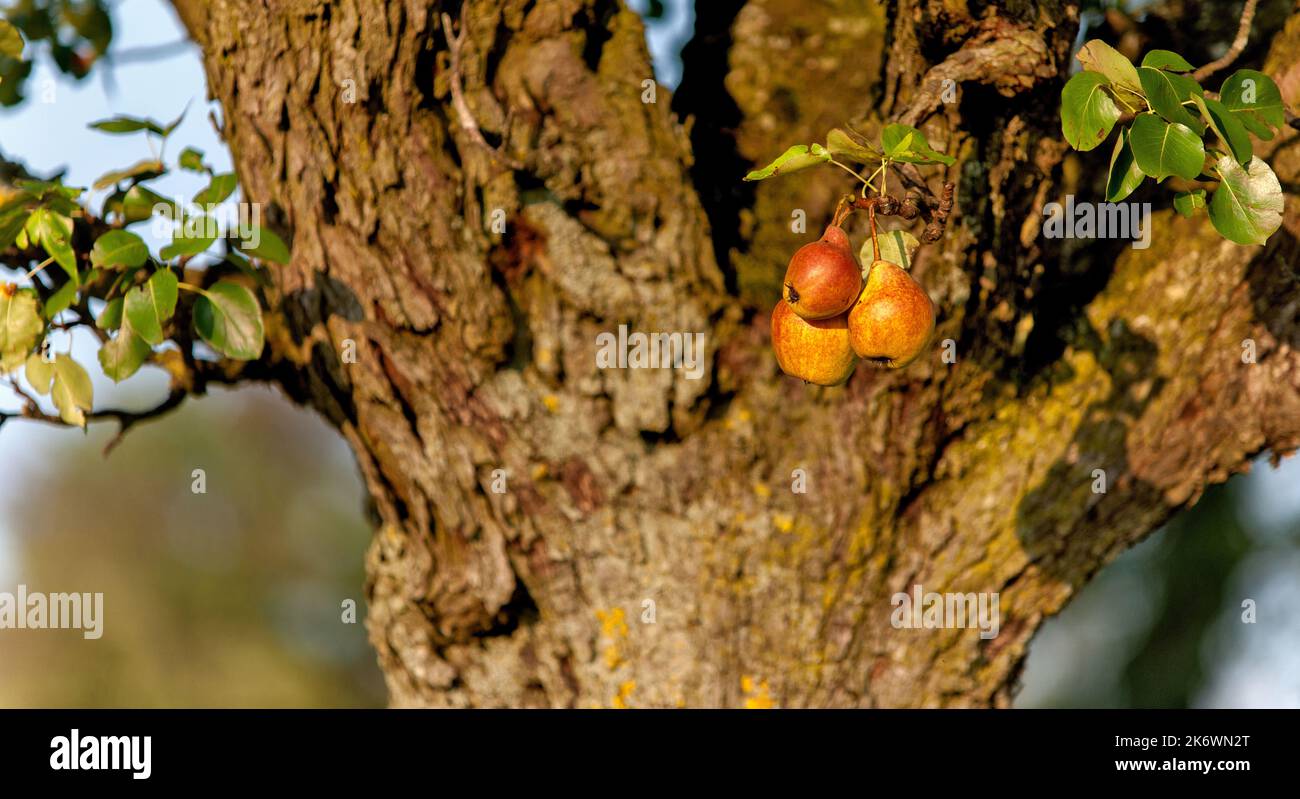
[869,203,880,262]
[831,196,855,228]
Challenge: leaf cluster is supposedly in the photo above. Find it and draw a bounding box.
[1,93,290,428]
[1060,41,1286,245]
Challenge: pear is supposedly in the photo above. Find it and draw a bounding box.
[848,260,935,368]
[770,299,856,386]
[782,225,862,320]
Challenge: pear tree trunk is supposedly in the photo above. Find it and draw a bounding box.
[166,0,1300,707]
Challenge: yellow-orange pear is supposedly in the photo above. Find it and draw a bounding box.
[770,299,856,386]
[782,224,862,320]
[848,260,935,368]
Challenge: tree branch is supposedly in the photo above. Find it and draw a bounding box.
[0,380,185,456]
[894,18,1058,128]
[1192,0,1258,82]
[438,11,522,171]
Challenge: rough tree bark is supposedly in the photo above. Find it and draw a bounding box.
[163,0,1300,707]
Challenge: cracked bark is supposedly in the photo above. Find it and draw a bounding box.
[167,0,1300,707]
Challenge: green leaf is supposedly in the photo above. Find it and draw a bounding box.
[16,179,81,201]
[162,105,188,137]
[91,230,150,269]
[92,159,165,190]
[0,209,28,251]
[97,297,124,331]
[0,19,24,59]
[193,172,238,206]
[1191,93,1252,167]
[89,115,165,136]
[880,123,955,165]
[1060,72,1121,151]
[30,209,78,284]
[237,226,291,264]
[44,194,83,218]
[98,319,153,382]
[1137,67,1204,133]
[179,147,208,173]
[825,128,882,163]
[1173,189,1207,218]
[1209,155,1283,246]
[1128,114,1205,182]
[1141,50,1194,72]
[50,355,93,428]
[1220,70,1285,140]
[160,233,216,260]
[194,280,264,360]
[124,269,179,346]
[41,235,78,284]
[0,288,44,372]
[742,144,831,181]
[1076,39,1142,94]
[25,353,53,395]
[0,188,34,215]
[1105,129,1145,202]
[43,281,77,318]
[108,185,178,225]
[861,229,921,271]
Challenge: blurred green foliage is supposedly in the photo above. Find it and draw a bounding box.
[1,0,113,105]
[1020,460,1300,708]
[0,387,385,707]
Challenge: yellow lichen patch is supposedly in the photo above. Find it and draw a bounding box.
[530,463,548,481]
[822,582,838,611]
[542,394,560,412]
[741,675,774,709]
[611,680,636,709]
[765,515,826,567]
[772,512,794,533]
[724,406,753,430]
[597,607,628,638]
[603,644,624,670]
[753,482,771,499]
[597,608,629,670]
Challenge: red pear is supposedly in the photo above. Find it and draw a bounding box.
[848,260,935,368]
[770,299,856,386]
[782,224,862,320]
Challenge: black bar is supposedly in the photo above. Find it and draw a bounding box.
[0,709,1288,785]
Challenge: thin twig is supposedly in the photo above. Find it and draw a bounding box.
[439,12,523,170]
[1192,0,1258,82]
[0,383,189,457]
[110,39,194,64]
[96,390,188,455]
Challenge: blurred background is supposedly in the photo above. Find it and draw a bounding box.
[0,0,1295,708]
